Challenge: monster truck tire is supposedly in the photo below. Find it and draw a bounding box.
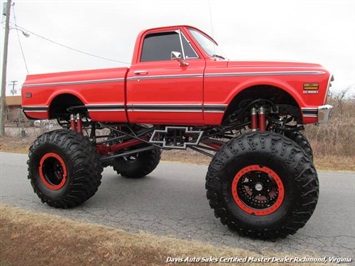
[112,147,161,178]
[206,132,319,239]
[28,129,103,208]
[285,131,313,160]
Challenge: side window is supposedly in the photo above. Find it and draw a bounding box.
[181,33,198,59]
[141,32,182,62]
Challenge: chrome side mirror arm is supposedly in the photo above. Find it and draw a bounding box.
[171,51,189,66]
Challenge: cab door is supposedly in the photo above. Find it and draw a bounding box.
[126,29,205,125]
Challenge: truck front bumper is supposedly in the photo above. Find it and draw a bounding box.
[317,104,333,124]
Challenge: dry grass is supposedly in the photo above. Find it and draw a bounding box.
[0,136,32,154]
[304,97,355,157]
[0,204,305,266]
[314,155,355,172]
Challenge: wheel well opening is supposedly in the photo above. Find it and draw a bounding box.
[223,85,302,123]
[49,94,85,119]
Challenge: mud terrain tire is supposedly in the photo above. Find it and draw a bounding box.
[285,131,313,160]
[112,147,161,178]
[206,132,319,239]
[28,129,103,208]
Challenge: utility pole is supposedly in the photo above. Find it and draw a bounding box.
[0,0,12,137]
[9,80,17,95]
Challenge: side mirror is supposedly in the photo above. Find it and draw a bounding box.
[171,51,189,66]
[171,51,182,60]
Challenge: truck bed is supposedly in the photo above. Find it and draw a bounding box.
[22,67,129,122]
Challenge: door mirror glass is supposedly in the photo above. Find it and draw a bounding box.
[171,51,189,66]
[171,51,182,60]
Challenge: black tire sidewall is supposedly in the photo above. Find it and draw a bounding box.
[221,152,296,230]
[30,143,73,201]
[28,129,103,208]
[206,132,318,238]
[113,147,161,178]
[285,131,313,160]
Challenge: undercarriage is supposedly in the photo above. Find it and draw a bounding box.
[27,98,318,239]
[59,98,305,163]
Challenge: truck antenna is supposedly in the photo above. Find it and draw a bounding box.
[208,0,214,38]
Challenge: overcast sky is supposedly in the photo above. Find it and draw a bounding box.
[1,0,354,97]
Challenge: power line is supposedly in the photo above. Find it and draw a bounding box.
[12,24,130,65]
[12,4,29,74]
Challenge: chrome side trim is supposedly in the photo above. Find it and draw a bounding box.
[88,109,125,112]
[22,78,125,88]
[129,104,202,113]
[86,104,126,112]
[205,71,326,78]
[22,106,48,112]
[127,74,203,81]
[301,108,318,118]
[302,114,318,118]
[129,109,202,113]
[22,105,48,109]
[204,104,228,113]
[23,110,48,113]
[85,104,125,108]
[204,104,228,107]
[127,103,227,113]
[130,104,202,107]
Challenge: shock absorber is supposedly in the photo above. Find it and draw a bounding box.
[258,106,266,131]
[76,113,83,133]
[251,107,258,131]
[70,113,83,133]
[70,114,76,131]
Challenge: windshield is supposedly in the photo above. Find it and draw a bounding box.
[188,29,227,59]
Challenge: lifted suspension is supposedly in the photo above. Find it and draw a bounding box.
[96,138,145,156]
[66,102,271,163]
[70,113,83,133]
[250,106,266,131]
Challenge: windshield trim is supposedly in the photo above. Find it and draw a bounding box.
[188,28,225,59]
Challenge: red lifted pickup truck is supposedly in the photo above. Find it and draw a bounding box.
[22,25,333,239]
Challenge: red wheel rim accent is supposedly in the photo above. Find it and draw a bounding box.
[231,165,284,216]
[39,153,67,190]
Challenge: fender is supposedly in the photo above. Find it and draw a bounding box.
[47,89,87,107]
[224,77,306,109]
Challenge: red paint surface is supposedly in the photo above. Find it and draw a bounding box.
[22,25,331,126]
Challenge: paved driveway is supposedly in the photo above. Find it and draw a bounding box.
[1,151,354,258]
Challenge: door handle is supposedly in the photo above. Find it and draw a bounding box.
[134,70,148,75]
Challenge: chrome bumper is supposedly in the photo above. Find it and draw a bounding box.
[317,104,333,124]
